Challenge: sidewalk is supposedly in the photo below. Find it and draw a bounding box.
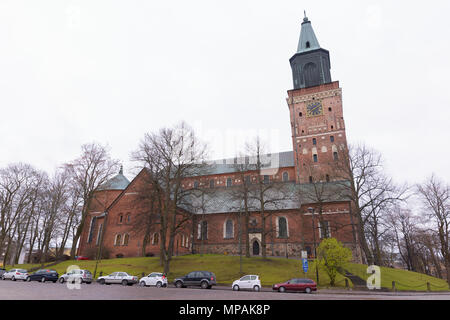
[317,288,450,296]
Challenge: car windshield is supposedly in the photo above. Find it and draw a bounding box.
[18,269,27,273]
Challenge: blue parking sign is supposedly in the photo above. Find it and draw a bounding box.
[302,258,308,273]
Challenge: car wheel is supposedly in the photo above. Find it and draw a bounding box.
[253,285,260,292]
[305,287,312,294]
[156,281,162,288]
[26,277,31,282]
[279,286,286,293]
[12,276,16,281]
[41,277,46,283]
[99,279,105,285]
[1,276,5,280]
[76,278,82,284]
[121,280,128,286]
[59,277,65,284]
[200,281,208,289]
[233,285,240,291]
[175,281,183,288]
[139,281,146,287]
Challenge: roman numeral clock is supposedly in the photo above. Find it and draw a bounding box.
[306,100,323,117]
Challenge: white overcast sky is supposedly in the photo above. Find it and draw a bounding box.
[0,0,449,186]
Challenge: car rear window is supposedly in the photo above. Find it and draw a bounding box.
[18,269,27,273]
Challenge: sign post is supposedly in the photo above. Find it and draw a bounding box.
[302,258,309,277]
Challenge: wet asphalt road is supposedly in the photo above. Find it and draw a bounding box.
[0,279,450,300]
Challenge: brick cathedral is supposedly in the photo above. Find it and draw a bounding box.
[78,15,359,261]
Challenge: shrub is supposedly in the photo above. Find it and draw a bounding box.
[116,253,124,258]
[317,238,352,286]
[145,252,154,257]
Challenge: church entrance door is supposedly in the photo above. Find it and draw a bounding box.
[252,240,260,256]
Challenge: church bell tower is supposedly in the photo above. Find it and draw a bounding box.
[287,13,348,184]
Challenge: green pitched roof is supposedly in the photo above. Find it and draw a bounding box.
[296,13,321,53]
[98,166,130,191]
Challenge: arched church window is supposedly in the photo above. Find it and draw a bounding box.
[153,233,159,245]
[282,172,289,182]
[306,41,311,48]
[114,234,121,246]
[278,217,288,238]
[225,220,233,239]
[123,233,129,246]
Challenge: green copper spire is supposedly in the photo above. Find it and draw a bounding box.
[296,12,321,53]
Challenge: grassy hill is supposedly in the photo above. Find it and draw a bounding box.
[5,254,449,291]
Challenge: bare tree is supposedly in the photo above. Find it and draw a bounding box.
[131,122,208,274]
[332,143,407,265]
[64,142,120,259]
[246,137,290,259]
[417,175,450,285]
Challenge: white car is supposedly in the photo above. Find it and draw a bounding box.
[97,272,138,286]
[232,275,261,292]
[1,269,29,281]
[139,272,168,288]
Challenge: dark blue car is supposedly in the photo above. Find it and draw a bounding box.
[26,269,59,283]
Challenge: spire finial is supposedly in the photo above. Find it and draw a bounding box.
[119,165,123,175]
[303,10,309,22]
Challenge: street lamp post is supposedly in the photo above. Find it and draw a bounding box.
[308,207,319,285]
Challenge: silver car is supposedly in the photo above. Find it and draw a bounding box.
[97,272,138,286]
[58,269,93,284]
[2,269,28,281]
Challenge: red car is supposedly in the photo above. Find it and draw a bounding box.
[272,278,317,293]
[76,256,89,261]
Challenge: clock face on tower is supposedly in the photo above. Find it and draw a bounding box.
[306,100,323,117]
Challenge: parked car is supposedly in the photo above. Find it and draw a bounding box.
[59,269,93,284]
[232,275,261,292]
[97,272,138,286]
[139,272,168,288]
[26,269,59,283]
[272,278,317,293]
[2,269,28,281]
[75,256,89,261]
[174,271,216,289]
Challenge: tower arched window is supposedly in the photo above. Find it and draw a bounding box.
[313,154,318,163]
[194,181,199,189]
[209,180,214,188]
[226,178,232,187]
[282,172,289,182]
[306,41,311,48]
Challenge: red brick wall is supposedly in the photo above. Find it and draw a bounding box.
[191,201,355,258]
[287,81,350,183]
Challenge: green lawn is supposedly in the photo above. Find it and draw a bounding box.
[5,254,448,291]
[346,263,449,291]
